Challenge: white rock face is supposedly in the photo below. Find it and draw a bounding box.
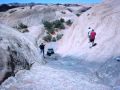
[0,62,112,90]
[0,5,90,27]
[0,48,9,84]
[0,24,43,83]
[57,0,120,62]
[1,1,120,89]
[56,0,120,87]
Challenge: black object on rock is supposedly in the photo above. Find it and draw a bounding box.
[47,48,54,56]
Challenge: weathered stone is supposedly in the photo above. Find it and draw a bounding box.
[0,24,44,84]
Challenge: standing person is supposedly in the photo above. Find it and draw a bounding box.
[90,29,96,47]
[39,43,45,57]
[88,27,92,43]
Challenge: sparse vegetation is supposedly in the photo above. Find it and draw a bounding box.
[66,19,73,26]
[76,13,81,17]
[43,21,54,34]
[42,18,70,42]
[9,10,17,13]
[43,18,65,34]
[18,23,28,29]
[53,20,65,29]
[43,33,63,42]
[67,8,73,12]
[60,18,65,23]
[21,7,24,9]
[13,23,29,33]
[56,34,63,40]
[80,7,91,13]
[43,34,52,42]
[61,11,66,14]
[52,37,57,42]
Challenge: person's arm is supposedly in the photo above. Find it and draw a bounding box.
[88,31,91,37]
[39,45,41,48]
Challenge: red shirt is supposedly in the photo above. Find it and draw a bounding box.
[90,31,96,39]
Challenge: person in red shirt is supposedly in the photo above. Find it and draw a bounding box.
[90,29,96,47]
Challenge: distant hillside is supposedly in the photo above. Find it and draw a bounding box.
[0,4,91,27]
[0,4,18,12]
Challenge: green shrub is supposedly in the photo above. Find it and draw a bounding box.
[61,11,66,14]
[47,28,55,34]
[59,24,65,29]
[43,21,54,34]
[67,8,73,12]
[60,18,65,23]
[43,34,52,42]
[66,19,72,26]
[18,23,28,29]
[9,10,17,13]
[52,37,57,42]
[53,20,65,29]
[56,34,63,40]
[76,13,81,17]
[43,21,53,30]
[13,23,28,33]
[14,28,29,33]
[43,20,65,33]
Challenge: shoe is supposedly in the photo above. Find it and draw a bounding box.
[89,46,92,48]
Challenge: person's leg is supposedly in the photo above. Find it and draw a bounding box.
[92,41,94,46]
[40,49,42,53]
[41,49,43,56]
[89,43,92,48]
[89,39,94,48]
[89,39,92,48]
[88,36,91,43]
[92,39,95,46]
[88,38,90,43]
[43,49,45,57]
[41,49,45,58]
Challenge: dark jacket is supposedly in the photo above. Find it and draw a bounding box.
[40,44,45,49]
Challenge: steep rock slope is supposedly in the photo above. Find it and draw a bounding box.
[57,0,120,62]
[57,0,120,87]
[0,24,43,84]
